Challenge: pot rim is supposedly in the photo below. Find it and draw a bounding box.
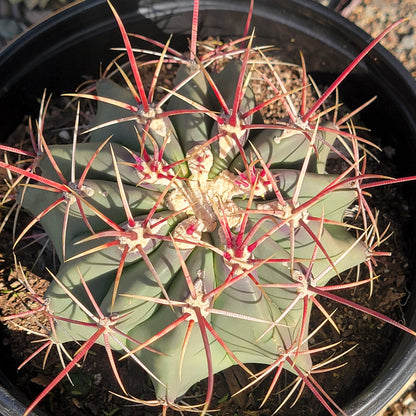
[0,1,415,415]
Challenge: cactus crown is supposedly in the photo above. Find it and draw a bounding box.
[1,1,415,415]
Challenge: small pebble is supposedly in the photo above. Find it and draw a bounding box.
[0,16,24,43]
[58,129,71,141]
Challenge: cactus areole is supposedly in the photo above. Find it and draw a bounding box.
[1,1,416,415]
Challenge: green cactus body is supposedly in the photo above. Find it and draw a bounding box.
[17,26,371,411]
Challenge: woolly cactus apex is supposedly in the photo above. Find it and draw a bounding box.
[3,3,416,416]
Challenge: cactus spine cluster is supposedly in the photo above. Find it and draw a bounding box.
[1,2,415,415]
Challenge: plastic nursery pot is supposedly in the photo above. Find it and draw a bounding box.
[0,0,416,415]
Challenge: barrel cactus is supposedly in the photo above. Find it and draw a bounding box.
[1,1,415,415]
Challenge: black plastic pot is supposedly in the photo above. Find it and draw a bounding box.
[0,1,415,415]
